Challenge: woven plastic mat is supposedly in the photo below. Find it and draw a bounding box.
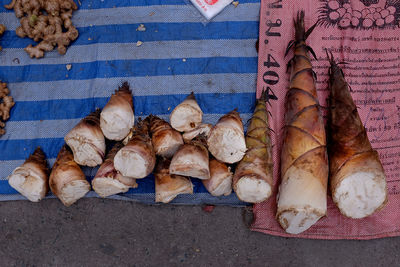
[252,0,400,239]
[0,0,260,206]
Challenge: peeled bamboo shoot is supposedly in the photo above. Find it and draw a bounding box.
[92,143,138,198]
[65,109,105,167]
[114,119,156,178]
[207,110,246,164]
[203,158,232,196]
[8,147,49,202]
[49,145,90,206]
[170,138,210,180]
[100,82,135,141]
[148,115,184,158]
[155,157,193,203]
[170,92,203,132]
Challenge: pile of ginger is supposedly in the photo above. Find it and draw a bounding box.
[5,0,79,58]
[0,81,14,136]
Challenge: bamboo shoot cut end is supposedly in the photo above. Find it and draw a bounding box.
[334,172,387,219]
[100,108,134,141]
[66,138,103,167]
[209,175,232,196]
[278,209,323,235]
[235,177,271,203]
[8,169,46,202]
[277,166,327,234]
[169,144,210,180]
[114,150,149,178]
[92,178,130,198]
[208,127,246,164]
[59,180,90,207]
[170,105,202,132]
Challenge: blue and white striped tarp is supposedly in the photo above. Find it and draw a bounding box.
[0,0,260,205]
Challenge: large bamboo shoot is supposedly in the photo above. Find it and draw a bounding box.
[327,53,387,219]
[277,11,328,234]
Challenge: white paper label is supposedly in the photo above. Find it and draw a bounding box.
[190,0,233,20]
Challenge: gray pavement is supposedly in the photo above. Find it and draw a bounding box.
[0,198,398,266]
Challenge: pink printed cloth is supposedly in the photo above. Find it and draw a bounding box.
[252,0,400,239]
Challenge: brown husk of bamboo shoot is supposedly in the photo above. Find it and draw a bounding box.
[65,109,106,167]
[8,147,49,202]
[155,157,193,203]
[207,109,246,164]
[233,90,273,203]
[170,92,203,132]
[147,115,183,158]
[100,82,135,141]
[276,11,328,235]
[169,137,210,180]
[203,158,232,196]
[92,142,138,198]
[114,119,156,178]
[327,53,387,219]
[49,145,90,207]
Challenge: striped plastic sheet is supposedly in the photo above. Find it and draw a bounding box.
[0,0,260,205]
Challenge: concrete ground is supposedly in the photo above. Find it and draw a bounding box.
[0,199,398,267]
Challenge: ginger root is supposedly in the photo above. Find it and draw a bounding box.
[0,81,15,136]
[5,0,79,58]
[0,24,5,51]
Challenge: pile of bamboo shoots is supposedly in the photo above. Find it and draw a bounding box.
[5,10,388,236]
[7,83,273,206]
